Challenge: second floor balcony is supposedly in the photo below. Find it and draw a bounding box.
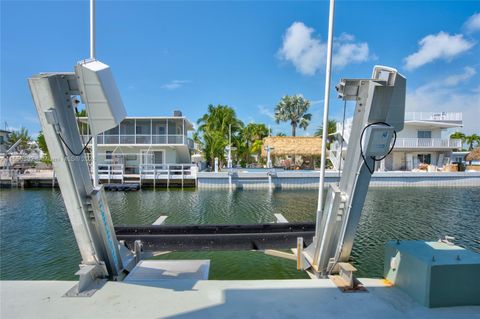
[79,116,194,147]
[90,134,187,145]
[395,138,462,149]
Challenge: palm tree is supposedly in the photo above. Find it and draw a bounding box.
[465,133,480,150]
[315,119,337,146]
[274,95,312,136]
[197,104,243,169]
[240,123,271,164]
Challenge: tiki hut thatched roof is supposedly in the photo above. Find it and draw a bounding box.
[466,147,480,161]
[261,136,323,157]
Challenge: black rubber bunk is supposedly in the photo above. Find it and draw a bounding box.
[115,222,315,251]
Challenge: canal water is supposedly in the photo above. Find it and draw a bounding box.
[1,187,479,280]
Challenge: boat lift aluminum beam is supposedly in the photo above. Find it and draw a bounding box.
[115,223,315,251]
[304,66,406,277]
[28,72,133,296]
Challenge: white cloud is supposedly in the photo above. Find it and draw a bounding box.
[278,22,326,76]
[278,23,370,76]
[442,67,476,87]
[161,80,190,90]
[333,41,369,68]
[404,32,475,70]
[464,12,480,33]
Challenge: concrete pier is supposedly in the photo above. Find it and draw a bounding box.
[1,278,478,319]
[197,171,480,189]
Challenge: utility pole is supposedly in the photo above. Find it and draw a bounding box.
[89,0,99,187]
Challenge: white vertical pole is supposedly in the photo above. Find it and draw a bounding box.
[227,124,232,169]
[92,134,99,187]
[316,0,335,220]
[89,0,99,187]
[267,146,272,169]
[90,0,95,60]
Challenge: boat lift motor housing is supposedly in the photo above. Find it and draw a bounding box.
[75,60,127,135]
[362,125,395,157]
[28,60,133,296]
[303,65,406,277]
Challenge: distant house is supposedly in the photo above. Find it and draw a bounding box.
[330,112,463,171]
[78,112,195,178]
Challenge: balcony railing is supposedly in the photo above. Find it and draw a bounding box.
[81,134,189,146]
[405,112,462,122]
[395,138,462,149]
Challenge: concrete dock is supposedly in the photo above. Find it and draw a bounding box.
[1,279,479,319]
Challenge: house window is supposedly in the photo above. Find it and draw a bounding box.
[417,131,432,138]
[417,154,431,164]
[106,151,112,160]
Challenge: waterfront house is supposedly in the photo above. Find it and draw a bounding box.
[79,111,196,184]
[330,112,463,171]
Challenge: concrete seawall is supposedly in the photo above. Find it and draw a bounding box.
[197,171,480,189]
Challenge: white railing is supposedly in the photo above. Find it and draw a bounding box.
[139,164,197,180]
[395,138,462,149]
[97,164,124,182]
[81,134,187,145]
[405,112,462,122]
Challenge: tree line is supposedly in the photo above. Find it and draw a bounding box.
[3,94,334,169]
[195,95,335,168]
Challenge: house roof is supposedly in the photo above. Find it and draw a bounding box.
[404,120,463,129]
[261,136,324,157]
[466,148,480,161]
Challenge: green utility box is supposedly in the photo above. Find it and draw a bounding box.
[384,240,480,308]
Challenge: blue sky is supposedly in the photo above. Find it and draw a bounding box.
[1,1,479,137]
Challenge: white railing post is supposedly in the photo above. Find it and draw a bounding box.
[134,119,137,145]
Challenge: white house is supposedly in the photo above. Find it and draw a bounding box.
[79,111,196,183]
[330,112,463,171]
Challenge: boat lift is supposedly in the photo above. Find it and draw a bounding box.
[28,61,406,294]
[22,0,480,310]
[303,66,406,277]
[27,0,409,297]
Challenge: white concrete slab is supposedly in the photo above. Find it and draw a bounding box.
[1,279,479,319]
[124,260,210,282]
